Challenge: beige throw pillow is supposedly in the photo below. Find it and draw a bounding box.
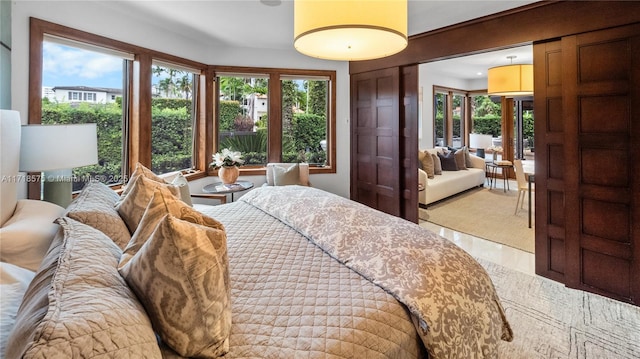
[121,162,166,198]
[421,151,435,179]
[454,148,468,170]
[119,214,231,358]
[431,153,442,175]
[65,181,132,249]
[170,172,193,207]
[273,164,301,186]
[119,187,225,269]
[115,175,181,233]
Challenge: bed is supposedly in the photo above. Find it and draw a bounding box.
[0,110,512,358]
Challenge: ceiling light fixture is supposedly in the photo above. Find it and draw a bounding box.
[293,0,408,61]
[487,56,533,97]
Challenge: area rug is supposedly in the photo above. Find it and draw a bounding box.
[419,186,535,253]
[478,258,640,358]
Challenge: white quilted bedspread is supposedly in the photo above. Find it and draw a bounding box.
[195,194,425,359]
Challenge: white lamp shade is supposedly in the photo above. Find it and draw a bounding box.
[19,124,98,172]
[487,64,533,97]
[294,0,407,61]
[469,133,493,149]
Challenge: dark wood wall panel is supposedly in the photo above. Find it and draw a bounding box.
[350,68,401,217]
[561,24,640,304]
[535,39,567,283]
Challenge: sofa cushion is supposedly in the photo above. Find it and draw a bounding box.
[419,151,435,178]
[431,153,442,175]
[5,217,161,358]
[438,151,459,171]
[65,180,131,249]
[273,163,302,186]
[119,214,231,358]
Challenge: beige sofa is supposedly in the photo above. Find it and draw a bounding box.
[418,147,486,206]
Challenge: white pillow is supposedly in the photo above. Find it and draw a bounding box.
[0,262,35,356]
[170,172,193,207]
[0,199,65,271]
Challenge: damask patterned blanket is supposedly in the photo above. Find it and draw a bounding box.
[231,185,513,359]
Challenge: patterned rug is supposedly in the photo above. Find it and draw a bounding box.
[479,258,640,358]
[419,185,535,253]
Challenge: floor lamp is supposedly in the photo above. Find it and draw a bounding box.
[469,133,493,159]
[19,124,98,208]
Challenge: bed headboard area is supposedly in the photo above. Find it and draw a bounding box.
[0,110,66,271]
[0,109,21,226]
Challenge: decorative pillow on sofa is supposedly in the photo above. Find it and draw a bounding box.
[273,163,302,186]
[420,151,435,178]
[116,174,181,233]
[431,153,442,175]
[119,186,225,268]
[454,148,468,170]
[5,217,161,359]
[438,151,459,171]
[119,214,231,358]
[65,180,131,249]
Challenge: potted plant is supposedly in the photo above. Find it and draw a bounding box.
[211,148,244,184]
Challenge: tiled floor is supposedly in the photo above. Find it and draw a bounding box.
[419,177,536,276]
[420,221,535,275]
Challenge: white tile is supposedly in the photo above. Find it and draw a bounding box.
[420,219,535,276]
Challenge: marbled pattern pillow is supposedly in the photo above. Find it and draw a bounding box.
[119,214,231,358]
[115,175,181,233]
[119,186,225,269]
[65,180,131,249]
[120,162,166,198]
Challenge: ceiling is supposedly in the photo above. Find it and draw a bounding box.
[106,0,538,77]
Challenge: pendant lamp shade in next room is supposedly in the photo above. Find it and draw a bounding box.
[487,57,533,97]
[294,0,408,61]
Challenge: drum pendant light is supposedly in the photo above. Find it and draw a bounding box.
[294,0,408,61]
[487,56,534,97]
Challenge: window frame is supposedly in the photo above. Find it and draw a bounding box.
[27,18,337,198]
[210,66,336,177]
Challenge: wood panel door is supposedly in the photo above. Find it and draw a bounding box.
[400,65,419,223]
[536,23,640,304]
[350,68,402,217]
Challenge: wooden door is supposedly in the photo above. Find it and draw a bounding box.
[535,23,640,304]
[401,65,419,223]
[350,68,402,217]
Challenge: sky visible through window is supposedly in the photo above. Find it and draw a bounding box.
[42,42,123,89]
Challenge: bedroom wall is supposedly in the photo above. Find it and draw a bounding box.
[418,63,486,150]
[10,1,351,199]
[0,0,10,110]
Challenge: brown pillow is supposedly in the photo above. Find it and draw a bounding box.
[115,175,181,233]
[418,151,426,170]
[421,151,435,178]
[119,214,231,358]
[431,153,442,175]
[454,148,468,170]
[438,151,459,171]
[119,186,225,269]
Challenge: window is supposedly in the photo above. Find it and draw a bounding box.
[434,87,468,148]
[281,76,328,166]
[214,68,335,171]
[216,73,269,166]
[42,37,130,190]
[433,92,446,146]
[29,19,336,200]
[150,62,198,174]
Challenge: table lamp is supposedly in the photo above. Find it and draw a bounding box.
[19,124,98,208]
[468,133,493,158]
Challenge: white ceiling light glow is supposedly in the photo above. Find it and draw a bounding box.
[294,0,408,61]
